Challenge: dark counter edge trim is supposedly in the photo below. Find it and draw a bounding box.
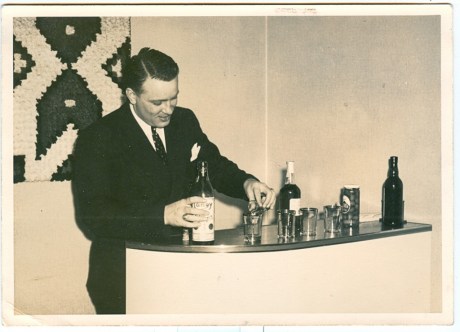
[126,222,432,254]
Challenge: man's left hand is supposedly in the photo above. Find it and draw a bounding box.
[243,178,276,210]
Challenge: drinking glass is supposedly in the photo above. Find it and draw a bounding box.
[300,208,318,236]
[277,209,296,239]
[323,204,341,233]
[243,213,263,244]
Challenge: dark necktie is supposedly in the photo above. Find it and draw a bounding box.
[151,127,168,165]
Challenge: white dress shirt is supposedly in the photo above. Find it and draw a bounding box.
[129,103,167,152]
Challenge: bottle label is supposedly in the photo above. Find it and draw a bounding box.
[192,197,215,242]
[342,195,351,213]
[340,187,360,224]
[289,198,301,215]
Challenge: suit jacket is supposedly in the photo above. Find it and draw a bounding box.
[72,102,255,313]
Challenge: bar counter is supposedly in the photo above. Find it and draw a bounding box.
[126,220,432,316]
[126,220,432,253]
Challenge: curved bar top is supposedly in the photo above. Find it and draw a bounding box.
[126,220,432,253]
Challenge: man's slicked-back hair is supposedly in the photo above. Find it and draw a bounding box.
[122,47,179,94]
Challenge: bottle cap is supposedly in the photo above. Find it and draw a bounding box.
[389,156,398,167]
[286,161,295,173]
[344,184,360,189]
[197,160,208,168]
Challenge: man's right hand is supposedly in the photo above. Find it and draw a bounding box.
[164,196,209,228]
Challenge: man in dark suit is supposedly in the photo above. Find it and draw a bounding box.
[72,48,275,314]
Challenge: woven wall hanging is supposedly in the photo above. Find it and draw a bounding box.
[13,17,131,182]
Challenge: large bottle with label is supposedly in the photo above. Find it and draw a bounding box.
[279,161,302,235]
[189,160,215,244]
[381,156,404,227]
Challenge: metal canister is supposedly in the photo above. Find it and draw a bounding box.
[340,185,360,228]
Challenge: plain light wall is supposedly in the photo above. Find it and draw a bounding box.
[14,182,95,314]
[267,16,440,218]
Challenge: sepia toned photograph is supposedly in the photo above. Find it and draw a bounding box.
[1,2,455,328]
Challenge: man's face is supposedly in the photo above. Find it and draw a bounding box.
[127,76,179,128]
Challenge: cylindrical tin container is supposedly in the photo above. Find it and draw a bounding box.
[340,185,360,228]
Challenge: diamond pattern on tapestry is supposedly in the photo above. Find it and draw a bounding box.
[13,36,36,88]
[35,69,102,160]
[35,17,101,64]
[102,37,131,89]
[13,17,131,182]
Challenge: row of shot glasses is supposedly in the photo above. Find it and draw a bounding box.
[277,204,342,240]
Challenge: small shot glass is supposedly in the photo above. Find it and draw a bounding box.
[243,212,263,244]
[277,209,296,239]
[323,204,342,233]
[300,207,318,237]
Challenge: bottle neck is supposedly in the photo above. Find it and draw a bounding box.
[198,168,209,180]
[285,162,295,185]
[285,172,295,185]
[387,158,399,177]
[196,161,209,180]
[388,167,399,177]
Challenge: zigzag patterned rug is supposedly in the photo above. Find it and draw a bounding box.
[13,17,131,182]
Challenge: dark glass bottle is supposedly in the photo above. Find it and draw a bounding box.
[279,161,302,235]
[189,161,215,244]
[381,156,404,227]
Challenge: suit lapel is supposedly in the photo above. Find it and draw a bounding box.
[118,105,155,162]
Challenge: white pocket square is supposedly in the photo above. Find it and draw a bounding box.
[190,143,201,162]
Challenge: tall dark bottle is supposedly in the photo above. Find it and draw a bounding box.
[279,161,302,235]
[381,156,404,227]
[189,160,215,244]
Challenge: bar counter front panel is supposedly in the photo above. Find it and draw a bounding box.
[126,220,432,314]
